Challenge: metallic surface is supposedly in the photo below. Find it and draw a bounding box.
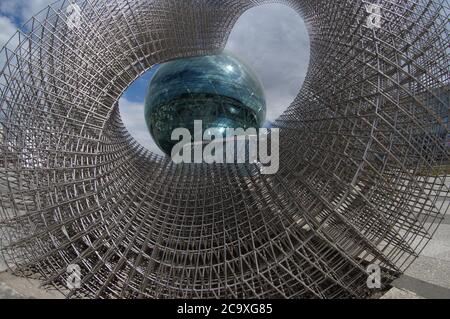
[145,52,266,155]
[0,0,449,299]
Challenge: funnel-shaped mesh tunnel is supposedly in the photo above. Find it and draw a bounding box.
[0,0,449,299]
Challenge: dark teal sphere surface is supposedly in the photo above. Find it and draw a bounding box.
[144,52,266,155]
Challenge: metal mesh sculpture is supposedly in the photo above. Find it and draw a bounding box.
[0,0,449,299]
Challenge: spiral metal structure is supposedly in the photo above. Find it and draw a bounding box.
[0,0,449,299]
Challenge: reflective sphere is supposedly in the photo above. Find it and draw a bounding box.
[144,52,266,155]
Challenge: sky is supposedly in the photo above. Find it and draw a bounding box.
[0,1,310,155]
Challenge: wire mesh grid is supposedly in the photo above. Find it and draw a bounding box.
[0,0,449,298]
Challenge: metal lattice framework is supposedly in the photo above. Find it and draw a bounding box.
[0,0,449,299]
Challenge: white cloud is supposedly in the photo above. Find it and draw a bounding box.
[0,15,18,49]
[0,0,55,22]
[119,97,165,156]
[24,0,55,18]
[226,3,310,122]
[0,15,19,70]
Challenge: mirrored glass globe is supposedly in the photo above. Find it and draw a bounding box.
[144,52,266,155]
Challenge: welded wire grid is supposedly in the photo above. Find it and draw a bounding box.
[0,0,449,299]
